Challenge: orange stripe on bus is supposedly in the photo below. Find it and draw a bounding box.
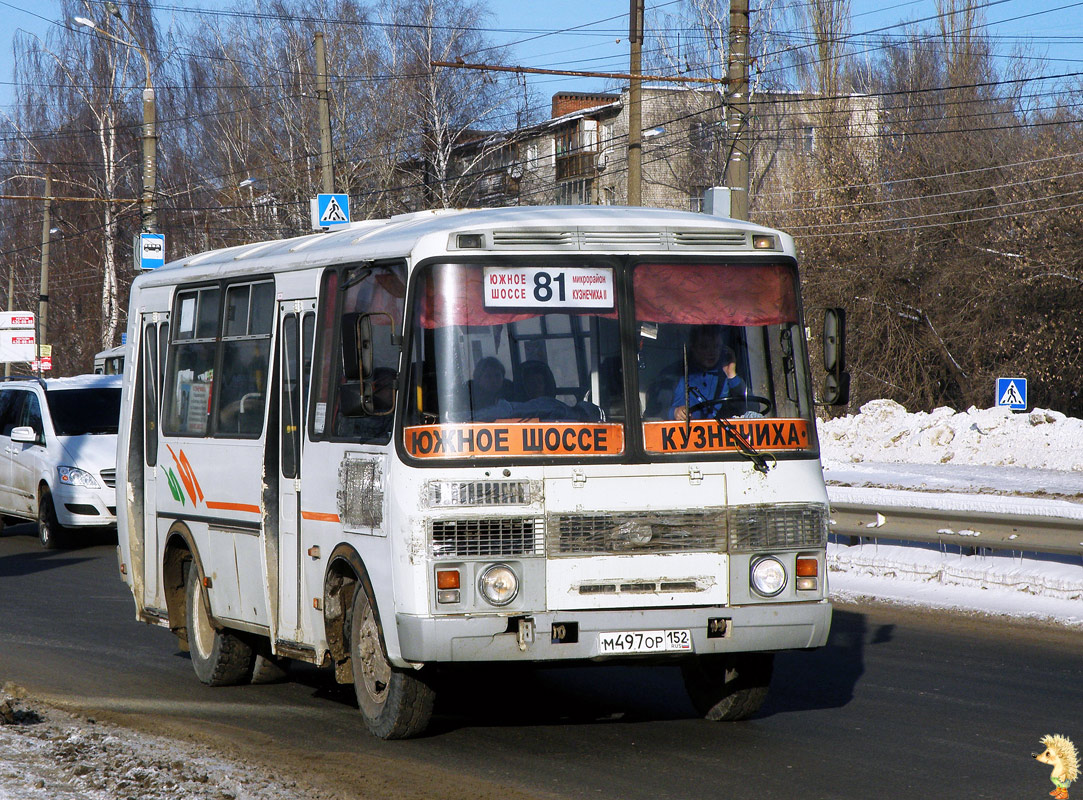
[301,511,340,522]
[205,501,262,514]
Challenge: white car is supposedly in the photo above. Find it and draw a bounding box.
[0,374,121,548]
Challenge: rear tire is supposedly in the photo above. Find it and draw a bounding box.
[682,652,774,721]
[184,562,254,686]
[37,490,65,550]
[349,583,434,739]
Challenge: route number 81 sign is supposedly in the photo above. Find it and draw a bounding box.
[483,267,615,311]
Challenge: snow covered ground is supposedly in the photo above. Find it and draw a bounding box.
[820,399,1083,629]
[0,684,304,800]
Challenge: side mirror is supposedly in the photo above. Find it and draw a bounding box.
[10,426,37,444]
[822,308,850,406]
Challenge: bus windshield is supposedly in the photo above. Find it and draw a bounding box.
[402,260,813,461]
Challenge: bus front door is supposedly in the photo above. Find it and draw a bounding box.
[276,301,315,642]
[141,316,168,608]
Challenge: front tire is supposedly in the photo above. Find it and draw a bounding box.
[37,490,64,550]
[184,562,254,686]
[682,652,774,721]
[349,583,435,739]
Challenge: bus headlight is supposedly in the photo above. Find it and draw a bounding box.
[750,556,787,597]
[478,564,519,607]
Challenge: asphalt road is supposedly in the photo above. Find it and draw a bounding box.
[1,523,1081,800]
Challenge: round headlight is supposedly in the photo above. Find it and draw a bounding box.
[478,564,519,607]
[750,557,787,597]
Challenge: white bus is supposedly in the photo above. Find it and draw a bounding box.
[116,205,848,739]
[93,344,126,375]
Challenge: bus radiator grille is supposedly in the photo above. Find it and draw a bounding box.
[430,518,545,558]
[727,503,829,553]
[547,511,727,556]
[547,503,829,556]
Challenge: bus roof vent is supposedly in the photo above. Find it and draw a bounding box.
[672,229,749,249]
[579,229,666,249]
[491,229,577,249]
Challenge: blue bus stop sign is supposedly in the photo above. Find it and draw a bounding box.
[996,377,1027,411]
[137,233,165,270]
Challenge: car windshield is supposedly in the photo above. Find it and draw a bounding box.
[46,388,122,435]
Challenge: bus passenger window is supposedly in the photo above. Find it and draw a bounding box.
[329,264,405,445]
[163,287,219,437]
[216,280,273,436]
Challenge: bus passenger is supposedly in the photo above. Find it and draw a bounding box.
[467,357,509,411]
[670,326,745,421]
[516,360,557,401]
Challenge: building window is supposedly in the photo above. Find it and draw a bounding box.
[556,178,594,205]
[797,125,815,154]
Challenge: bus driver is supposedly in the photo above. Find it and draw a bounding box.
[670,325,745,421]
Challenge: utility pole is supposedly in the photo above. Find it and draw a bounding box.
[725,0,750,220]
[627,0,644,206]
[141,82,157,233]
[315,32,335,194]
[38,172,52,376]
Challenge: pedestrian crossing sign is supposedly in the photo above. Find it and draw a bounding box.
[995,377,1027,411]
[311,193,350,229]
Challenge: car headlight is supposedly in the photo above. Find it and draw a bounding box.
[477,564,519,607]
[57,466,101,489]
[750,556,787,597]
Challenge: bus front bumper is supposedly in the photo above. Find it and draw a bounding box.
[395,601,831,664]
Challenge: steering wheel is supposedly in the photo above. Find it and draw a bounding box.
[686,394,773,419]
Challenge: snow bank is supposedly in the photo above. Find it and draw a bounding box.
[829,541,1083,628]
[818,400,1083,626]
[819,399,1083,471]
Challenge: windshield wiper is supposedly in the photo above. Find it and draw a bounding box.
[687,386,775,474]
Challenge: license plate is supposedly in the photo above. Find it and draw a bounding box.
[597,629,692,655]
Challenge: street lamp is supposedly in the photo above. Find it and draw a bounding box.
[75,8,157,234]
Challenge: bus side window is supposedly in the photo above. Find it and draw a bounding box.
[163,287,219,437]
[144,323,158,465]
[216,281,273,436]
[331,264,405,444]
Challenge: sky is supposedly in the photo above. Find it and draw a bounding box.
[3,0,1083,117]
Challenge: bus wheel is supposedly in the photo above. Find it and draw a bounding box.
[37,490,66,550]
[349,585,434,739]
[681,652,774,721]
[184,562,254,686]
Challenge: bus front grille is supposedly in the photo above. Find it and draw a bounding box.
[430,518,545,558]
[547,511,727,556]
[547,503,829,556]
[727,503,829,552]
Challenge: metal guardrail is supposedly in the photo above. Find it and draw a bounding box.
[829,497,1083,557]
